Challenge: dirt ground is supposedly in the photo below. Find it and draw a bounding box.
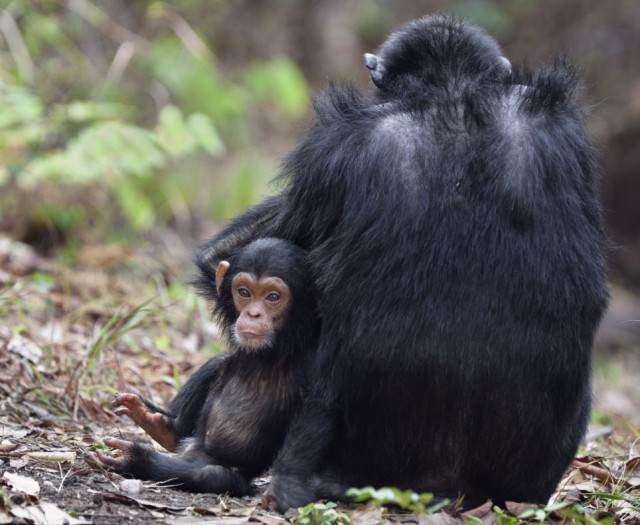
[0,416,276,525]
[1,235,639,524]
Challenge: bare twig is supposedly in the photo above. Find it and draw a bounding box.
[66,0,148,50]
[57,462,74,492]
[0,7,34,83]
[166,12,214,62]
[104,41,136,91]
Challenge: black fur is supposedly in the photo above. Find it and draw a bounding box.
[108,239,319,495]
[196,15,608,511]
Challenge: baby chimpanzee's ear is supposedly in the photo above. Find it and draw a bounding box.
[215,261,230,296]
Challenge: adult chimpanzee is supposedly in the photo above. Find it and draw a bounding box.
[87,238,319,495]
[196,15,609,512]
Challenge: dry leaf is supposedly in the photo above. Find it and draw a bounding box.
[250,511,287,525]
[504,501,535,515]
[460,500,493,519]
[416,511,462,524]
[0,427,28,440]
[119,478,143,494]
[2,471,40,496]
[103,492,188,512]
[77,243,133,268]
[9,457,29,469]
[0,237,38,274]
[39,502,92,525]
[27,451,76,463]
[9,502,91,525]
[351,504,384,525]
[0,440,17,452]
[0,510,12,525]
[7,335,43,364]
[168,518,249,525]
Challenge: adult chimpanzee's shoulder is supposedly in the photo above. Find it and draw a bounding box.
[498,60,591,151]
[508,60,596,179]
[462,58,596,224]
[312,84,375,127]
[513,57,583,116]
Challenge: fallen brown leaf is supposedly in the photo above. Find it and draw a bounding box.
[416,511,461,524]
[351,504,384,525]
[27,451,76,463]
[2,471,40,496]
[0,440,18,452]
[249,510,287,525]
[9,501,91,525]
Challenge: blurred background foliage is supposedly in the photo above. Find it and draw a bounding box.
[0,0,311,257]
[1,0,640,290]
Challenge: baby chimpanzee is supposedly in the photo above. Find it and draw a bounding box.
[88,238,319,496]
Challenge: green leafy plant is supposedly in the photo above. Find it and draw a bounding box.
[29,271,56,291]
[0,2,310,245]
[347,486,449,514]
[244,57,309,118]
[515,501,573,522]
[63,301,154,418]
[487,501,617,525]
[292,502,351,525]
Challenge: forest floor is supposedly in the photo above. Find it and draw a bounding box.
[1,233,639,525]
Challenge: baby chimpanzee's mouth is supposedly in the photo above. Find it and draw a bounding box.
[239,330,268,338]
